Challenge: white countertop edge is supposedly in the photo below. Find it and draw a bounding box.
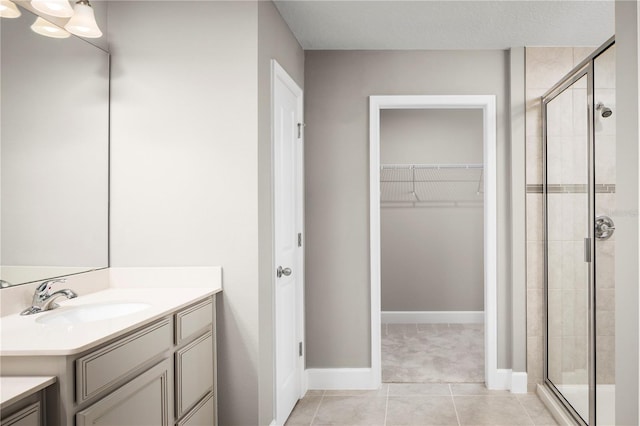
[0,376,56,409]
[1,286,221,357]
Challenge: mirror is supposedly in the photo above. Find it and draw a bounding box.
[1,4,109,287]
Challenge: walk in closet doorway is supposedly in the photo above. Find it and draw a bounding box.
[378,107,485,384]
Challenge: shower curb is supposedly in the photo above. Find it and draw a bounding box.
[536,384,576,426]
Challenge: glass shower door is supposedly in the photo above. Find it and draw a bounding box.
[544,72,592,424]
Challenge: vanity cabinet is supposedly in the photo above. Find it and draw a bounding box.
[1,402,41,426]
[0,377,55,426]
[76,359,172,426]
[76,319,172,404]
[1,294,217,426]
[174,297,215,422]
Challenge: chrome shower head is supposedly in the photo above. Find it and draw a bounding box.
[596,102,613,118]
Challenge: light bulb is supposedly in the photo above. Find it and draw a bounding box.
[0,0,21,18]
[64,0,102,38]
[30,0,73,18]
[31,16,70,38]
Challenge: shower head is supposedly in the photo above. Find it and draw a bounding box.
[596,102,613,118]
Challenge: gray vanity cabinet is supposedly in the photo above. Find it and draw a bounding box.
[1,294,217,426]
[73,295,216,426]
[174,298,216,425]
[1,402,41,426]
[0,378,54,426]
[76,359,171,426]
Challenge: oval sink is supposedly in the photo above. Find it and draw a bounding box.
[36,302,151,325]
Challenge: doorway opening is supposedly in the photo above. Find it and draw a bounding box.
[369,95,500,389]
[379,108,485,384]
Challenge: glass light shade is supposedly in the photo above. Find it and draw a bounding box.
[0,0,21,18]
[30,0,73,18]
[64,1,101,38]
[31,17,70,38]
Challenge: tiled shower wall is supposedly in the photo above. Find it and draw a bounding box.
[525,46,617,392]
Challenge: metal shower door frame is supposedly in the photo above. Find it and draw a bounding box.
[541,36,615,426]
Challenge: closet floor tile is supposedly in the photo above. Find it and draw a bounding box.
[382,323,484,383]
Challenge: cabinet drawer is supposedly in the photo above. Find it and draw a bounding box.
[1,402,40,426]
[175,331,214,418]
[177,393,215,426]
[76,359,171,426]
[175,298,213,345]
[76,319,172,403]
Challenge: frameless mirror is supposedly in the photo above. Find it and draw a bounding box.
[1,4,109,287]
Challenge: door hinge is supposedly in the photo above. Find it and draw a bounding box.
[299,341,303,357]
[298,233,302,247]
[297,122,305,139]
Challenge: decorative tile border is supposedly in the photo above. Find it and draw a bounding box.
[526,184,616,194]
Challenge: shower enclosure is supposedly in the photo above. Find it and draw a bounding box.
[542,37,616,426]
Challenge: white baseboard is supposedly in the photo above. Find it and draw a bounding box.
[381,311,484,324]
[305,368,377,390]
[491,368,512,390]
[269,421,277,426]
[511,372,528,393]
[488,369,527,393]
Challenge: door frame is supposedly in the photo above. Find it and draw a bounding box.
[272,59,305,425]
[369,95,500,388]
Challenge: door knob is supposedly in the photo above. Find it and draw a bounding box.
[277,266,292,278]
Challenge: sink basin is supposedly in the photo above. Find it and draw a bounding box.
[35,302,151,325]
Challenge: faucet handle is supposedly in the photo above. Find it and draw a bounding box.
[34,278,67,300]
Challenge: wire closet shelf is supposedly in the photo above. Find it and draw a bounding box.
[380,163,484,207]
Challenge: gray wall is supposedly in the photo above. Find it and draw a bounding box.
[257,2,304,424]
[380,109,484,312]
[304,50,512,368]
[614,1,640,423]
[108,2,302,424]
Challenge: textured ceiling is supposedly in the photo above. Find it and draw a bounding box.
[273,1,614,50]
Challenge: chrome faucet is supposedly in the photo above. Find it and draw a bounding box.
[20,278,77,315]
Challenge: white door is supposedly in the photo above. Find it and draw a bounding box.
[273,60,304,426]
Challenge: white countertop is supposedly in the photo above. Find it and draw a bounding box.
[0,286,220,356]
[0,376,56,409]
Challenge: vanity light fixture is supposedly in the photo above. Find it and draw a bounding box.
[64,0,101,38]
[0,0,21,18]
[31,16,70,38]
[31,0,73,18]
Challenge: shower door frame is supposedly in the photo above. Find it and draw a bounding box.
[541,36,615,426]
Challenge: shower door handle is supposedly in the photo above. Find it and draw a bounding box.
[584,237,592,263]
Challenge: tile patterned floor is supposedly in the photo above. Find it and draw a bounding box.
[285,324,557,425]
[382,323,484,383]
[285,384,559,426]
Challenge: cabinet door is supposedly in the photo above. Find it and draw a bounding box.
[176,393,214,426]
[175,298,213,345]
[76,359,171,426]
[175,332,213,418]
[76,319,172,403]
[1,402,40,426]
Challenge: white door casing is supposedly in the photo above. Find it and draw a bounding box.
[369,95,502,390]
[273,60,304,426]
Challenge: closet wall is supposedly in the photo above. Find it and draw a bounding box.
[381,109,484,312]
